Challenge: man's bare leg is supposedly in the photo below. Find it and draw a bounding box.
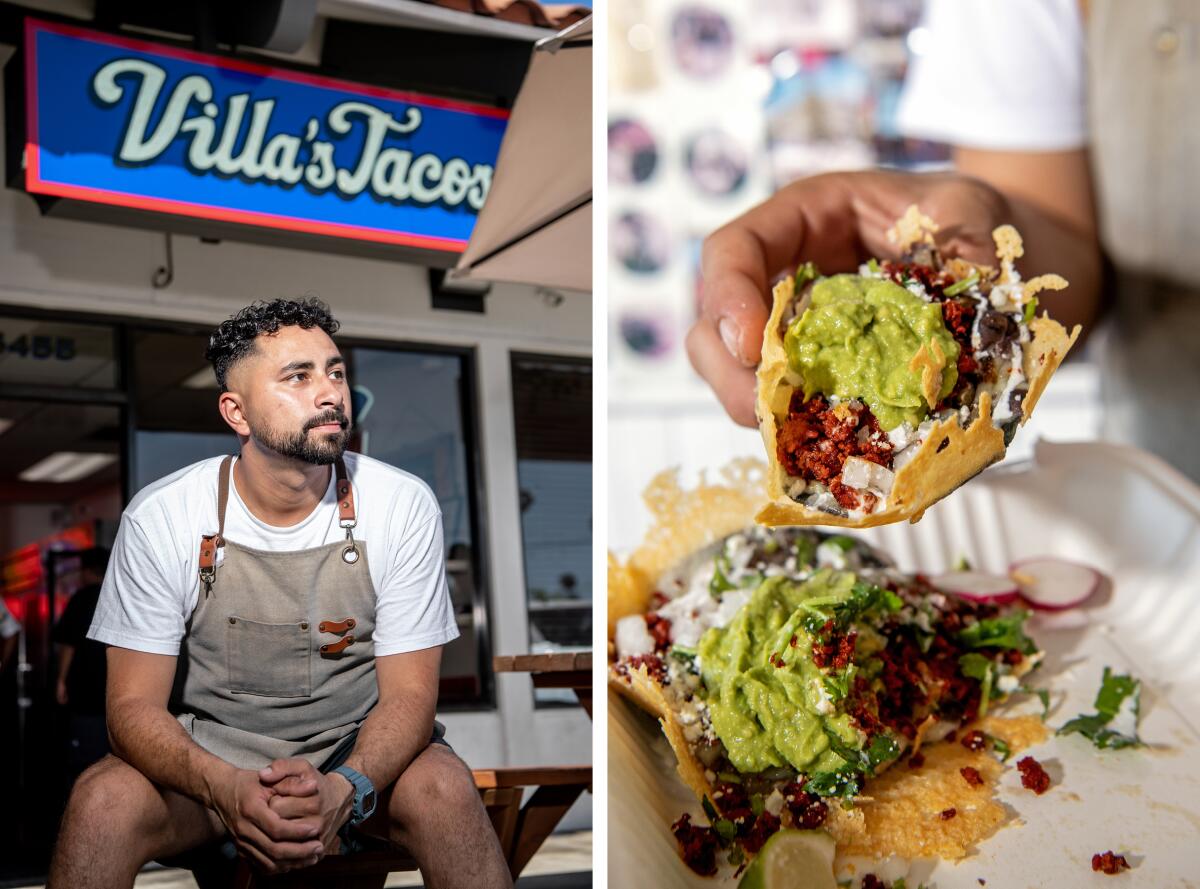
[366,744,513,889]
[48,755,225,889]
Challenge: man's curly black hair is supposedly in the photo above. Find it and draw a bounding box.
[205,298,340,390]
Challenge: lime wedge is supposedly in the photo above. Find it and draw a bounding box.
[738,829,837,889]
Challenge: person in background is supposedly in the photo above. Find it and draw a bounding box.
[689,0,1200,482]
[54,547,112,783]
[0,596,20,674]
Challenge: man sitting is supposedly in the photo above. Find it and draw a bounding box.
[48,299,511,889]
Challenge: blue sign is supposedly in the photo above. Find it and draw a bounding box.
[22,18,509,253]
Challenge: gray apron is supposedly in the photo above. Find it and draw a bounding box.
[174,457,378,770]
[1087,1,1200,482]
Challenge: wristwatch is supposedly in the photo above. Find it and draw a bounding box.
[332,765,377,825]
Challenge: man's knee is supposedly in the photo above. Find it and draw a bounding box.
[389,748,481,825]
[65,756,158,837]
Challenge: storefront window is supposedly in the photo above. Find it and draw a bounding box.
[511,353,592,704]
[346,346,487,707]
[0,315,117,390]
[130,329,233,493]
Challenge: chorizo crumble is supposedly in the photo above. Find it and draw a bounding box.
[1017,756,1051,794]
[1091,851,1131,875]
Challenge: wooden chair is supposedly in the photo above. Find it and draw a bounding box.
[180,765,591,889]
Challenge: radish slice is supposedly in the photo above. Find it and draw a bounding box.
[930,571,1020,605]
[1010,557,1100,611]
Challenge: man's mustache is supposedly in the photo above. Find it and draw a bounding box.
[304,410,350,432]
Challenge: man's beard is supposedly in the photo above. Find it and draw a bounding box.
[251,409,352,465]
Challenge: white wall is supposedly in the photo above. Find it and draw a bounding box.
[0,62,594,827]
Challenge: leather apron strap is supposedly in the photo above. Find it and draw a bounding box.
[198,456,234,594]
[199,457,356,590]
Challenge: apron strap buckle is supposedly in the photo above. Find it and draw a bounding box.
[198,533,222,596]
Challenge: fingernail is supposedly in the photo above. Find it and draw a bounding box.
[718,317,742,362]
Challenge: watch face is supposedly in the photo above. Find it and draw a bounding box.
[362,789,376,815]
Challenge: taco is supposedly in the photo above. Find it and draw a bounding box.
[756,206,1080,527]
[609,521,1047,876]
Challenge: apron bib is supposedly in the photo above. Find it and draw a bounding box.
[174,457,378,769]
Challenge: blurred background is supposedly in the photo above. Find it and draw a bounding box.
[607,0,1105,554]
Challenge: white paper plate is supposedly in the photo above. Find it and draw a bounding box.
[609,441,1200,887]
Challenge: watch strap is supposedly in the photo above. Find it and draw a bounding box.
[332,765,376,825]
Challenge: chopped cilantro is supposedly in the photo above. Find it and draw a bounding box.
[762,537,780,555]
[1035,688,1051,719]
[823,666,855,701]
[822,727,899,775]
[1058,667,1142,750]
[958,652,993,681]
[894,880,907,889]
[750,794,765,817]
[714,818,736,842]
[990,736,1012,762]
[709,554,737,597]
[943,274,980,297]
[960,653,996,717]
[803,766,862,801]
[866,258,880,274]
[717,771,742,784]
[1023,296,1039,323]
[793,536,817,569]
[727,846,745,867]
[799,581,899,636]
[958,611,1037,654]
[864,734,901,772]
[953,553,973,571]
[795,261,821,289]
[669,645,697,665]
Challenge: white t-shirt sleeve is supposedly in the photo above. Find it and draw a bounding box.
[897,0,1087,151]
[373,500,459,657]
[89,514,190,655]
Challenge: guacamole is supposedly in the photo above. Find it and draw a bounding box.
[783,274,960,431]
[698,571,866,775]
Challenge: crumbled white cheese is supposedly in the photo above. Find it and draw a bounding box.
[892,418,936,471]
[906,281,933,302]
[657,586,716,649]
[764,789,785,816]
[811,679,835,715]
[887,422,914,451]
[841,456,895,494]
[714,589,752,628]
[990,342,1026,425]
[996,674,1020,694]
[614,615,655,659]
[816,541,848,570]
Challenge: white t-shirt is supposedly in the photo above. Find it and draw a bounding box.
[897,0,1087,151]
[0,598,20,640]
[89,452,459,658]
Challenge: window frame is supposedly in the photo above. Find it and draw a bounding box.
[509,349,593,709]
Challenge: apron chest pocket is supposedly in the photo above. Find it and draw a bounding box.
[225,616,311,697]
